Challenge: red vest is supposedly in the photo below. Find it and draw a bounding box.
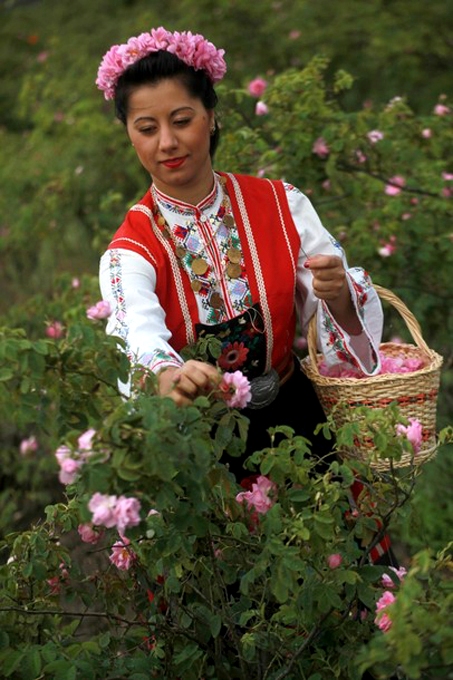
[108,173,301,372]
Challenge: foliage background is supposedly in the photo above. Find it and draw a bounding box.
[0,0,452,676]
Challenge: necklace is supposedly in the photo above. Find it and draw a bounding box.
[152,180,243,310]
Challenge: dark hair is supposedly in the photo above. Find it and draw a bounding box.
[114,50,220,157]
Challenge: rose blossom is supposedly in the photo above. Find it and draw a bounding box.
[58,457,83,485]
[219,371,252,408]
[312,137,330,158]
[86,300,112,320]
[78,523,104,544]
[381,566,407,589]
[374,590,396,632]
[113,495,142,534]
[46,321,64,339]
[248,77,268,98]
[77,428,96,456]
[396,418,423,453]
[236,475,277,515]
[88,492,119,528]
[421,128,432,139]
[433,103,450,116]
[327,553,343,569]
[385,175,406,196]
[255,100,269,116]
[367,130,384,144]
[109,535,137,570]
[20,435,38,456]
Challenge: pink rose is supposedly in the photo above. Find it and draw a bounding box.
[367,129,384,144]
[114,495,142,534]
[381,566,407,589]
[327,553,342,569]
[374,590,396,632]
[58,457,82,485]
[219,371,252,409]
[86,300,112,320]
[236,475,277,515]
[88,492,118,528]
[312,137,330,158]
[77,428,96,456]
[109,536,136,570]
[442,172,453,181]
[421,128,432,139]
[434,104,450,116]
[248,77,268,98]
[255,100,269,116]
[396,418,423,453]
[20,435,38,456]
[385,175,406,196]
[46,321,64,339]
[78,523,104,544]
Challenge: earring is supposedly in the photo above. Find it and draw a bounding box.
[210,123,216,135]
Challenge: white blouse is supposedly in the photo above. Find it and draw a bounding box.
[99,174,383,384]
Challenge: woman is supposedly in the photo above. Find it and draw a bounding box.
[97,27,383,473]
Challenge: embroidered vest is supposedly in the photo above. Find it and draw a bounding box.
[108,173,301,372]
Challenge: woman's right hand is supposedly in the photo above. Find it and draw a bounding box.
[157,360,222,406]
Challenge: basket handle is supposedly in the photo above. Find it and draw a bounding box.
[307,284,431,374]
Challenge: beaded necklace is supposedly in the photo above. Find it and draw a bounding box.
[151,178,243,310]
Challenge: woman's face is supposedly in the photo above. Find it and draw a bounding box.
[126,78,214,204]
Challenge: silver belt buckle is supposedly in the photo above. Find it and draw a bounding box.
[248,368,280,409]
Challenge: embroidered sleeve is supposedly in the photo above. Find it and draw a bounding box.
[284,183,383,375]
[99,248,183,385]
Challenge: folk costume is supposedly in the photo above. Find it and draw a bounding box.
[100,171,384,465]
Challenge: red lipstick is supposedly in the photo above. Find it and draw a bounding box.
[162,157,186,169]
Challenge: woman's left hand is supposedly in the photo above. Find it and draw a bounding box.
[306,254,347,301]
[306,254,362,334]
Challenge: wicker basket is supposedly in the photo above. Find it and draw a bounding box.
[300,285,443,470]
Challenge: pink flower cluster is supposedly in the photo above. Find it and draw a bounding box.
[219,371,252,409]
[88,492,142,534]
[86,300,111,320]
[319,350,426,379]
[236,475,277,515]
[375,590,396,632]
[96,27,227,100]
[55,428,97,485]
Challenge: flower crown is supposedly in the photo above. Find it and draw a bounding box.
[96,27,227,101]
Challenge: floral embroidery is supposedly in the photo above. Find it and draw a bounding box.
[218,341,249,370]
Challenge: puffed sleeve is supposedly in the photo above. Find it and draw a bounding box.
[99,248,183,391]
[284,183,383,375]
